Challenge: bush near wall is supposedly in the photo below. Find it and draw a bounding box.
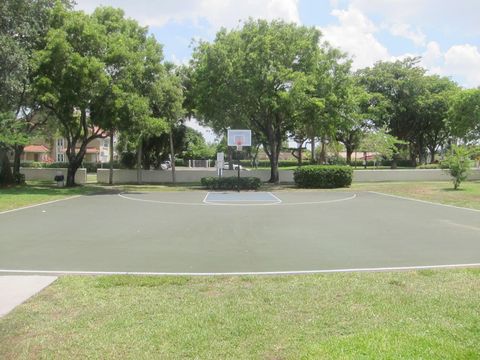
[201,176,262,190]
[294,165,352,188]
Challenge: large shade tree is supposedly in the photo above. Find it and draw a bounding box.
[448,88,480,143]
[0,0,73,183]
[192,19,322,182]
[357,58,428,166]
[33,4,167,186]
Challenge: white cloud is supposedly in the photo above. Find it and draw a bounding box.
[75,0,300,28]
[320,6,390,69]
[349,0,480,35]
[387,23,426,47]
[443,44,480,88]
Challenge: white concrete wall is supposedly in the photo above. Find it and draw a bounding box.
[97,168,295,184]
[20,168,87,184]
[97,168,480,184]
[353,168,480,182]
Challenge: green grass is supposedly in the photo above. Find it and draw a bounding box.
[351,180,480,210]
[0,270,479,359]
[0,182,104,212]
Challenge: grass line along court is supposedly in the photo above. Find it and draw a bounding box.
[1,189,479,275]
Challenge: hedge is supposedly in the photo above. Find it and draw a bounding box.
[293,165,352,188]
[201,176,262,190]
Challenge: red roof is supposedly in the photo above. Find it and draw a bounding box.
[24,145,49,153]
[85,147,99,154]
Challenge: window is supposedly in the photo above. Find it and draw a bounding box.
[57,138,64,148]
[103,139,109,148]
[57,153,65,162]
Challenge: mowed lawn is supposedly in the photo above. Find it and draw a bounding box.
[351,180,480,210]
[0,270,479,359]
[0,182,100,212]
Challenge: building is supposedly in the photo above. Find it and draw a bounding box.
[18,136,113,164]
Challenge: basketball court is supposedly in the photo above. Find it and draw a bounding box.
[1,190,479,275]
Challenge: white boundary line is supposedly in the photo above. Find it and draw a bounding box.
[369,191,480,213]
[280,193,356,206]
[118,193,205,206]
[268,192,283,203]
[0,263,479,276]
[0,195,82,215]
[120,192,356,206]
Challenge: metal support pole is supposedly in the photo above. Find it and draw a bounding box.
[237,149,241,192]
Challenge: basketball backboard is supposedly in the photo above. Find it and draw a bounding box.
[227,129,251,147]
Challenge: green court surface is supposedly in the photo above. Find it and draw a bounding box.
[0,191,479,275]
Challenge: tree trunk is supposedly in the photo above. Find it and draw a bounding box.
[109,130,114,185]
[13,144,24,177]
[66,161,80,187]
[428,146,436,163]
[227,147,233,170]
[169,130,176,184]
[268,149,279,183]
[318,138,326,164]
[0,148,14,186]
[137,138,142,184]
[266,131,281,183]
[409,144,417,167]
[345,144,353,165]
[310,137,315,164]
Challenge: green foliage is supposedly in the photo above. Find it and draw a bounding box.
[359,127,406,164]
[416,163,441,169]
[32,4,169,185]
[293,165,352,188]
[448,88,480,142]
[120,152,136,169]
[442,146,473,190]
[200,176,262,190]
[192,19,324,182]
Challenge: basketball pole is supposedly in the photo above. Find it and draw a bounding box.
[237,147,241,192]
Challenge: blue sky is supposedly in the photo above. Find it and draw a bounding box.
[76,0,480,141]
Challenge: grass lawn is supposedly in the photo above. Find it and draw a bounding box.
[0,182,104,212]
[351,180,480,210]
[0,270,479,359]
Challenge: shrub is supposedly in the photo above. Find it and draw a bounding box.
[14,173,25,184]
[442,146,473,189]
[201,176,262,190]
[293,165,352,188]
[416,163,440,169]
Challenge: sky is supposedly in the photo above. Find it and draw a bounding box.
[75,0,480,142]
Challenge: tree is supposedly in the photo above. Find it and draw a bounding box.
[0,112,29,185]
[149,65,185,183]
[443,145,473,189]
[33,4,166,186]
[359,127,405,167]
[448,88,480,142]
[0,0,73,183]
[192,19,321,182]
[356,58,428,166]
[334,76,372,165]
